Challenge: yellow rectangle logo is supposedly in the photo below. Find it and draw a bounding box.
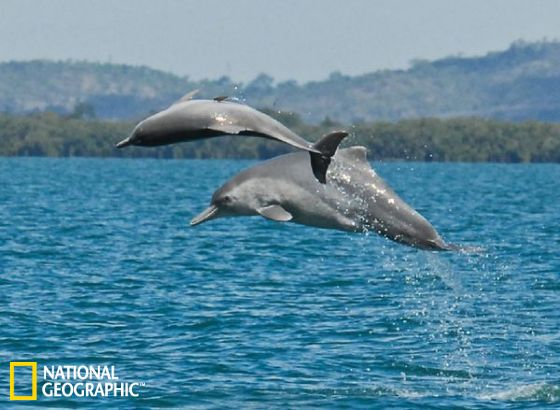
[9,362,37,401]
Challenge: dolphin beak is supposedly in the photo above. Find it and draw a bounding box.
[190,205,219,226]
[115,136,132,148]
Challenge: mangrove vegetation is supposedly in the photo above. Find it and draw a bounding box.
[1,110,559,162]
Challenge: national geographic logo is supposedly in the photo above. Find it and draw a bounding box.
[9,362,144,401]
[10,362,37,401]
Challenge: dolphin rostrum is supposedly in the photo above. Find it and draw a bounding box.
[115,91,346,183]
[191,142,468,251]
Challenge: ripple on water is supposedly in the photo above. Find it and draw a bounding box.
[0,158,559,408]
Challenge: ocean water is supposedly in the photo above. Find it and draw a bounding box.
[1,157,559,409]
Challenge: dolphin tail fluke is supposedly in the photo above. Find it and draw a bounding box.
[309,131,348,184]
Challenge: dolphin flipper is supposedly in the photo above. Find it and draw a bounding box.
[209,125,248,135]
[257,205,293,222]
[309,131,348,184]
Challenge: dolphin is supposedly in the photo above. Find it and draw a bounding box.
[115,91,345,183]
[190,142,466,251]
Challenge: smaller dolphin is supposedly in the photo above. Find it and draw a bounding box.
[191,142,468,251]
[116,91,344,183]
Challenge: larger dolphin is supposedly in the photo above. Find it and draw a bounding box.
[191,144,466,251]
[115,91,344,183]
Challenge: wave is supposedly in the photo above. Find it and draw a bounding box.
[477,383,560,402]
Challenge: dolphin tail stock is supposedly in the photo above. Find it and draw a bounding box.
[440,242,485,253]
[416,237,484,253]
[309,131,348,184]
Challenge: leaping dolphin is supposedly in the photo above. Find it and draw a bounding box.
[191,142,470,251]
[115,91,345,183]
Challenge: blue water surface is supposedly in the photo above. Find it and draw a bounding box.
[0,158,559,409]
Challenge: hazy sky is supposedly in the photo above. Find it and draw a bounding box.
[2,0,560,83]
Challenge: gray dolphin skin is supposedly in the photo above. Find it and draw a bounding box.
[115,91,344,183]
[191,141,463,251]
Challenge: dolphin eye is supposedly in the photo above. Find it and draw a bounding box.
[216,195,232,206]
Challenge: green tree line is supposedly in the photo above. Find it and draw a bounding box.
[1,111,559,162]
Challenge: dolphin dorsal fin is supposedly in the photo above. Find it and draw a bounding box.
[213,95,228,102]
[172,89,199,106]
[340,146,369,164]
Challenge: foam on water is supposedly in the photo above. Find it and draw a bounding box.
[477,383,560,402]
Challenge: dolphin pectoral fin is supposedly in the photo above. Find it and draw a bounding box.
[208,124,248,136]
[257,205,293,222]
[309,131,349,184]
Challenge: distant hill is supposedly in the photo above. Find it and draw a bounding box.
[1,41,560,122]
